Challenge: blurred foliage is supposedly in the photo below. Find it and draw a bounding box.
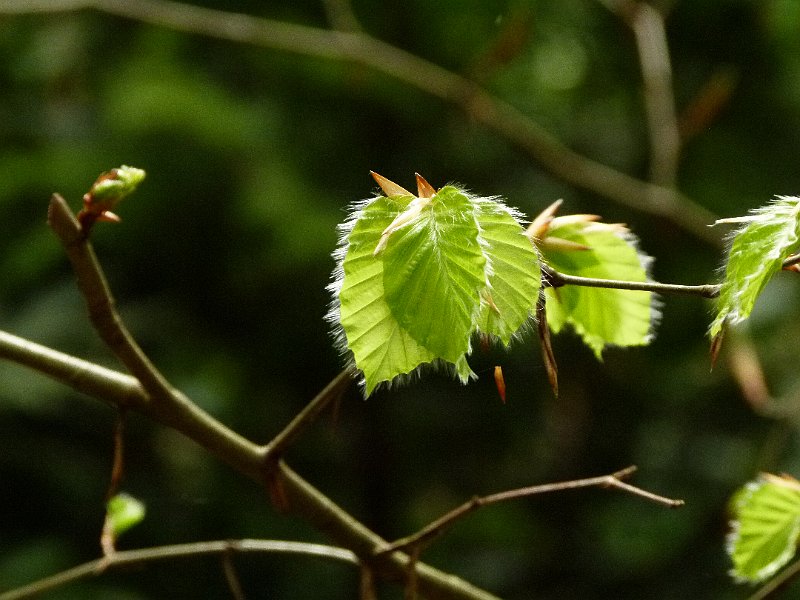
[1,1,800,598]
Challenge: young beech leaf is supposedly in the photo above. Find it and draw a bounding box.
[728,473,800,583]
[474,199,541,344]
[382,186,486,363]
[331,195,442,395]
[536,216,655,359]
[710,196,800,342]
[328,175,541,395]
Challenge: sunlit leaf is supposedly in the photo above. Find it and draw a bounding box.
[331,194,442,395]
[538,219,655,359]
[382,186,486,363]
[710,196,800,340]
[328,176,542,395]
[728,473,800,583]
[473,199,541,345]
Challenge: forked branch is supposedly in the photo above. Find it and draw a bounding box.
[377,465,683,557]
[0,540,358,600]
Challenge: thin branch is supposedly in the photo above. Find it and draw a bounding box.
[221,548,246,600]
[263,368,352,462]
[0,0,719,244]
[543,264,721,298]
[106,409,127,500]
[47,194,175,400]
[377,466,683,556]
[0,540,358,600]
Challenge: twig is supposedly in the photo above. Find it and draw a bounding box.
[0,0,719,244]
[261,369,352,511]
[263,369,352,462]
[376,466,683,556]
[47,194,175,400]
[221,545,246,600]
[543,264,721,298]
[107,409,127,500]
[0,540,358,600]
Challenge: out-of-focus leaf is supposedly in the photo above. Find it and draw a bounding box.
[728,473,800,583]
[105,493,146,539]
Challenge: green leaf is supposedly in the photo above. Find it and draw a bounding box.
[473,199,541,344]
[328,178,541,395]
[540,221,654,359]
[105,493,146,539]
[382,186,486,362]
[332,195,442,395]
[728,474,800,583]
[710,196,800,339]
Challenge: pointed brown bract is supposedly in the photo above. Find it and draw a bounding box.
[370,171,412,197]
[494,365,507,403]
[415,173,436,198]
[539,237,591,252]
[710,327,725,370]
[526,199,563,241]
[549,214,602,228]
[537,294,559,397]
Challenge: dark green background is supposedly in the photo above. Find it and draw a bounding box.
[2,1,800,598]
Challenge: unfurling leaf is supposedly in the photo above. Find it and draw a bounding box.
[328,173,541,395]
[102,493,146,554]
[531,205,656,359]
[709,196,800,349]
[79,165,146,230]
[728,473,800,583]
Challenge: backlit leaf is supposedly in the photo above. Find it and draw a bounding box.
[710,196,800,340]
[538,219,655,359]
[328,176,542,395]
[331,195,444,395]
[382,186,486,363]
[473,199,541,345]
[728,473,800,583]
